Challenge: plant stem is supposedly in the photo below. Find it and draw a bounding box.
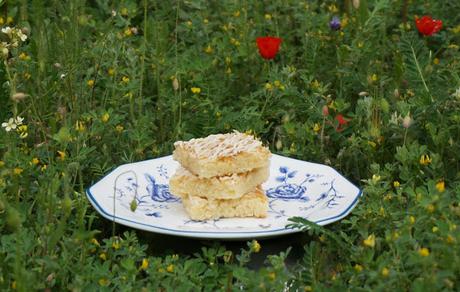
[411,45,433,102]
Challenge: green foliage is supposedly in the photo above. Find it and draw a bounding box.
[1,0,460,290]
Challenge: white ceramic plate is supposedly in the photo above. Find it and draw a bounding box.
[86,154,362,240]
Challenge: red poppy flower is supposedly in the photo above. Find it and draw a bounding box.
[256,37,282,60]
[415,16,442,36]
[335,114,349,132]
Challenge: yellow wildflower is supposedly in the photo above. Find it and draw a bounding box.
[17,125,28,139]
[140,258,149,270]
[122,76,130,83]
[268,272,276,281]
[191,87,201,94]
[99,253,107,261]
[358,41,364,48]
[7,16,13,24]
[19,52,30,61]
[279,85,285,91]
[251,240,261,253]
[166,264,174,273]
[426,204,435,213]
[112,240,120,250]
[91,238,100,246]
[75,121,85,132]
[57,150,66,161]
[381,267,389,277]
[446,234,455,244]
[98,278,109,286]
[186,21,192,27]
[313,123,321,133]
[341,16,349,28]
[432,226,439,233]
[452,24,460,34]
[115,125,124,133]
[274,80,281,87]
[13,168,23,175]
[158,268,165,273]
[372,174,381,182]
[265,14,272,20]
[108,68,115,76]
[203,18,209,24]
[310,80,320,89]
[304,285,312,291]
[124,27,132,37]
[418,247,430,257]
[41,164,47,172]
[328,4,339,13]
[120,7,129,16]
[371,74,378,82]
[433,58,440,65]
[31,158,39,165]
[204,45,213,54]
[233,10,240,17]
[363,234,375,248]
[265,83,273,90]
[393,181,400,188]
[101,113,110,123]
[230,38,240,46]
[226,67,232,74]
[354,264,363,272]
[435,180,445,192]
[87,79,95,87]
[419,154,432,165]
[409,216,415,224]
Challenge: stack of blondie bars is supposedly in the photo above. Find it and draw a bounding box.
[169,131,271,220]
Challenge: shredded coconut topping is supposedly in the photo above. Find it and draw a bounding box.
[174,131,264,159]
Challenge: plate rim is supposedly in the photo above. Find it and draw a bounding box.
[85,154,363,239]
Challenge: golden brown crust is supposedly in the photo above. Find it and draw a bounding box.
[181,187,268,221]
[169,166,269,200]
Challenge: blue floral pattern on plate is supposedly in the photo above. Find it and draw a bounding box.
[86,154,362,240]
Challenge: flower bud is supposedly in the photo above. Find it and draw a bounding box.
[11,92,27,102]
[172,77,179,91]
[322,105,329,116]
[275,140,282,150]
[402,114,412,128]
[353,0,360,9]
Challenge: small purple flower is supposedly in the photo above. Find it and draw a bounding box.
[329,16,341,31]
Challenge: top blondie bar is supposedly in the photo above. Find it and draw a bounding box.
[172,131,271,178]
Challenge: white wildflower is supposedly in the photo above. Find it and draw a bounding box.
[453,88,460,99]
[15,116,24,126]
[17,30,27,42]
[2,118,17,132]
[1,26,12,35]
[389,112,400,125]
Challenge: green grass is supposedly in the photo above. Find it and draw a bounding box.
[1,0,460,290]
